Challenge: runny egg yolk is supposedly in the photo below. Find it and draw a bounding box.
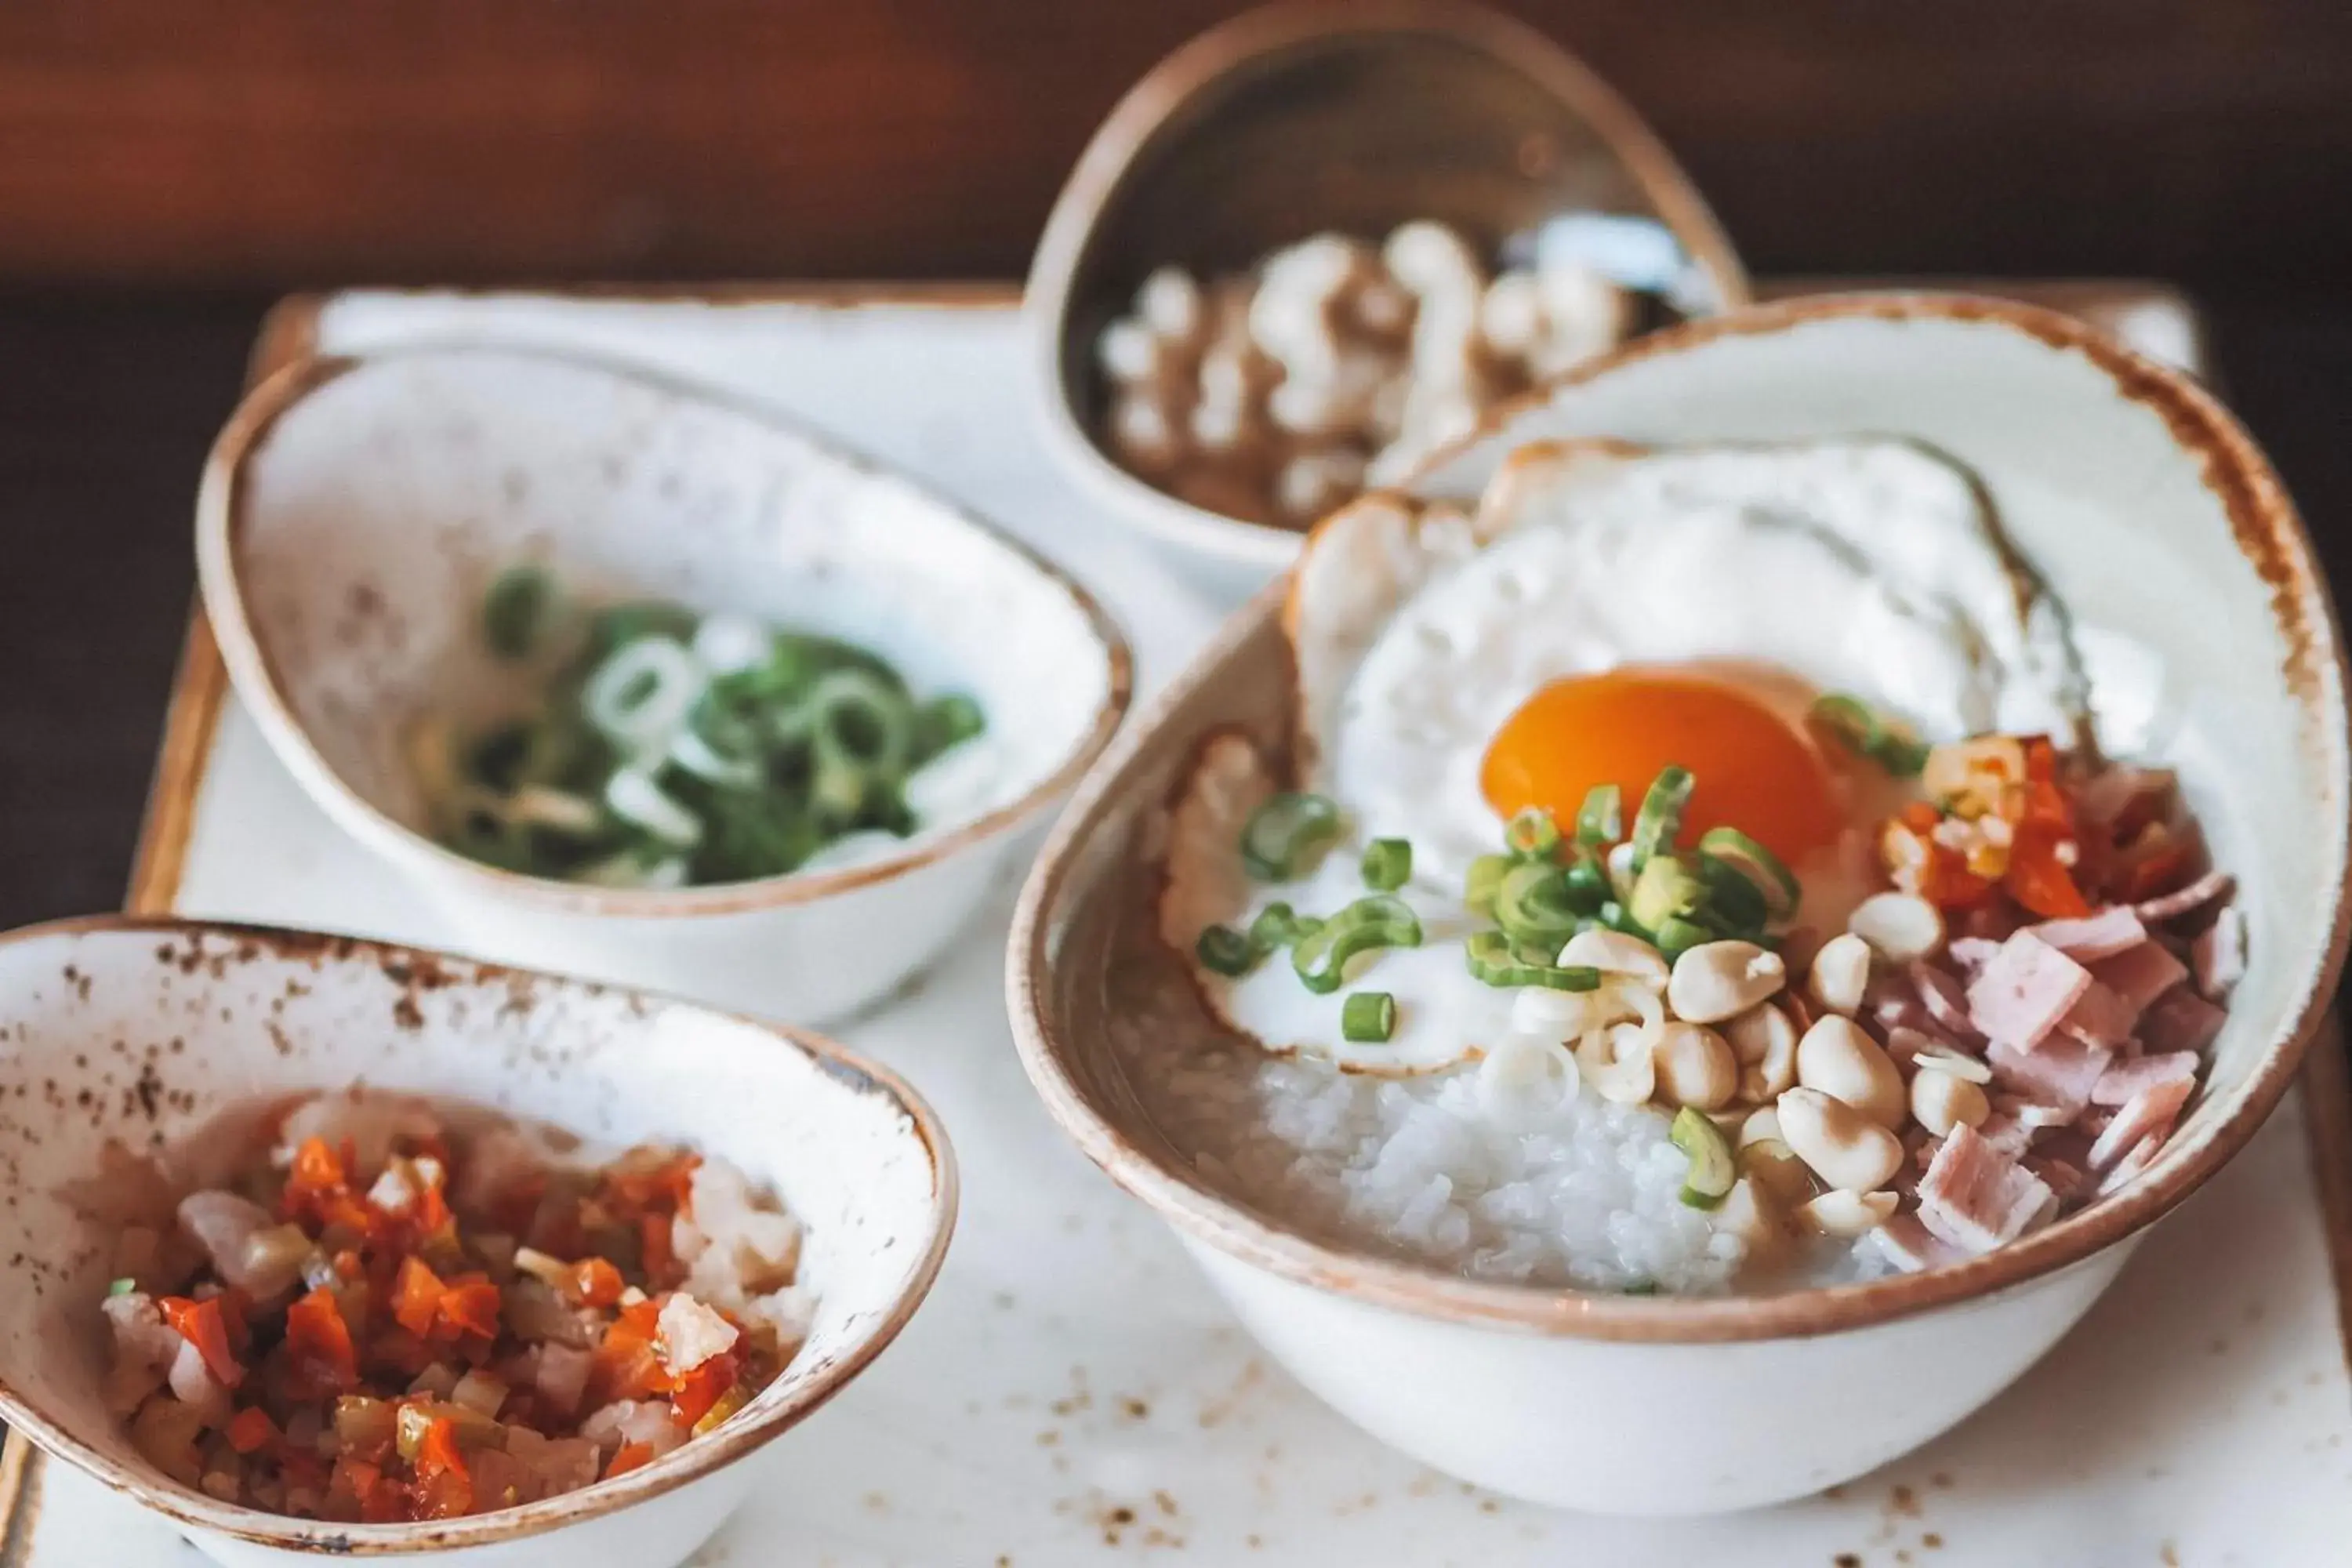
[1480,670,1842,863]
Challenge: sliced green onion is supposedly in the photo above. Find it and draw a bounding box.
[690,612,772,676]
[670,724,762,789]
[1464,854,1511,918]
[1464,931,1602,992]
[483,566,557,661]
[1248,902,1317,950]
[912,693,987,764]
[1628,855,1705,932]
[1504,808,1560,860]
[1652,916,1715,958]
[583,637,705,753]
[604,769,703,848]
[1241,793,1343,881]
[1574,784,1621,848]
[1360,838,1413,891]
[1341,992,1397,1044]
[1196,924,1261,977]
[106,1276,136,1297]
[1560,855,1610,913]
[1494,862,1583,946]
[1629,766,1694,872]
[1694,855,1768,936]
[1697,826,1798,921]
[1291,895,1421,994]
[810,668,915,776]
[1808,694,1929,778]
[501,784,604,837]
[1671,1106,1736,1208]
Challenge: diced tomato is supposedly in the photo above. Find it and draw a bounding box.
[670,1351,739,1428]
[607,1152,701,1217]
[158,1294,244,1389]
[214,1287,253,1356]
[326,1455,391,1523]
[639,1213,679,1289]
[2004,824,2092,918]
[1898,800,1943,835]
[604,1441,655,1480]
[414,1178,453,1237]
[592,1298,670,1405]
[224,1406,278,1454]
[332,1248,365,1281]
[434,1277,503,1342]
[284,1286,359,1395]
[287,1136,346,1200]
[2111,820,2194,902]
[566,1256,625,1309]
[410,1417,473,1520]
[1918,844,1996,910]
[390,1256,445,1338]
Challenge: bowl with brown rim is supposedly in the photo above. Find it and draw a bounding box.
[1007,292,2350,1513]
[1026,0,1748,594]
[0,916,956,1566]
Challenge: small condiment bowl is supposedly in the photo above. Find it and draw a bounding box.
[1026,0,1748,595]
[0,916,956,1566]
[1009,293,2350,1514]
[197,343,1132,1025]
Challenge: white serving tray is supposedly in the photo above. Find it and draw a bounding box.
[5,283,2349,1568]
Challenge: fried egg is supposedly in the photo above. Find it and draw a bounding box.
[1164,437,2082,1074]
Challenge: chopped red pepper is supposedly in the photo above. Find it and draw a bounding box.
[591,1298,670,1405]
[158,1294,244,1389]
[434,1277,503,1343]
[2004,823,2092,918]
[639,1213,680,1290]
[410,1417,473,1520]
[390,1256,445,1338]
[224,1405,278,1454]
[284,1286,359,1395]
[568,1256,625,1309]
[669,1351,739,1428]
[604,1441,655,1480]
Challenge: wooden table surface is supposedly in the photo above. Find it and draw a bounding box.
[0,285,2346,930]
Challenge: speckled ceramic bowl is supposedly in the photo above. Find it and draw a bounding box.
[1027,0,1748,594]
[0,916,955,1566]
[197,344,1133,1025]
[1010,293,2351,1513]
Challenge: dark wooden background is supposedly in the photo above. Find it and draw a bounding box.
[0,0,2348,925]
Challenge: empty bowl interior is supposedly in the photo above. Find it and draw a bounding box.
[0,922,949,1514]
[214,346,1118,862]
[1041,11,1746,481]
[1018,295,2347,1329]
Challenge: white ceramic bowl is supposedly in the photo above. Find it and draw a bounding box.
[0,916,956,1566]
[198,344,1133,1025]
[1010,293,2351,1515]
[1025,1,1748,598]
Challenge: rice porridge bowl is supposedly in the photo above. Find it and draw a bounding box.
[1141,435,2249,1297]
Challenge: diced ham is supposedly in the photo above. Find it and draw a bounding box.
[1947,937,2003,976]
[2133,870,2234,926]
[2059,981,2137,1051]
[2193,906,2248,1000]
[2097,1134,2165,1194]
[2024,1153,2092,1203]
[1907,960,1984,1042]
[2091,1051,2201,1106]
[2028,906,2147,961]
[2086,940,2189,1025]
[1916,1123,2059,1254]
[2087,1077,2194,1171]
[1967,933,2092,1050]
[2139,985,2227,1057]
[2074,764,2178,837]
[1873,1213,1969,1274]
[1973,1109,2034,1156]
[1987,1035,2112,1118]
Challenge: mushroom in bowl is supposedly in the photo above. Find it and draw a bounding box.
[1027,0,1746,593]
[198,344,1133,1025]
[1008,294,2347,1514]
[0,917,954,1567]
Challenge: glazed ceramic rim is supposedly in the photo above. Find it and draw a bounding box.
[1008,289,2352,1344]
[0,913,960,1554]
[196,342,1136,920]
[1024,0,1752,575]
